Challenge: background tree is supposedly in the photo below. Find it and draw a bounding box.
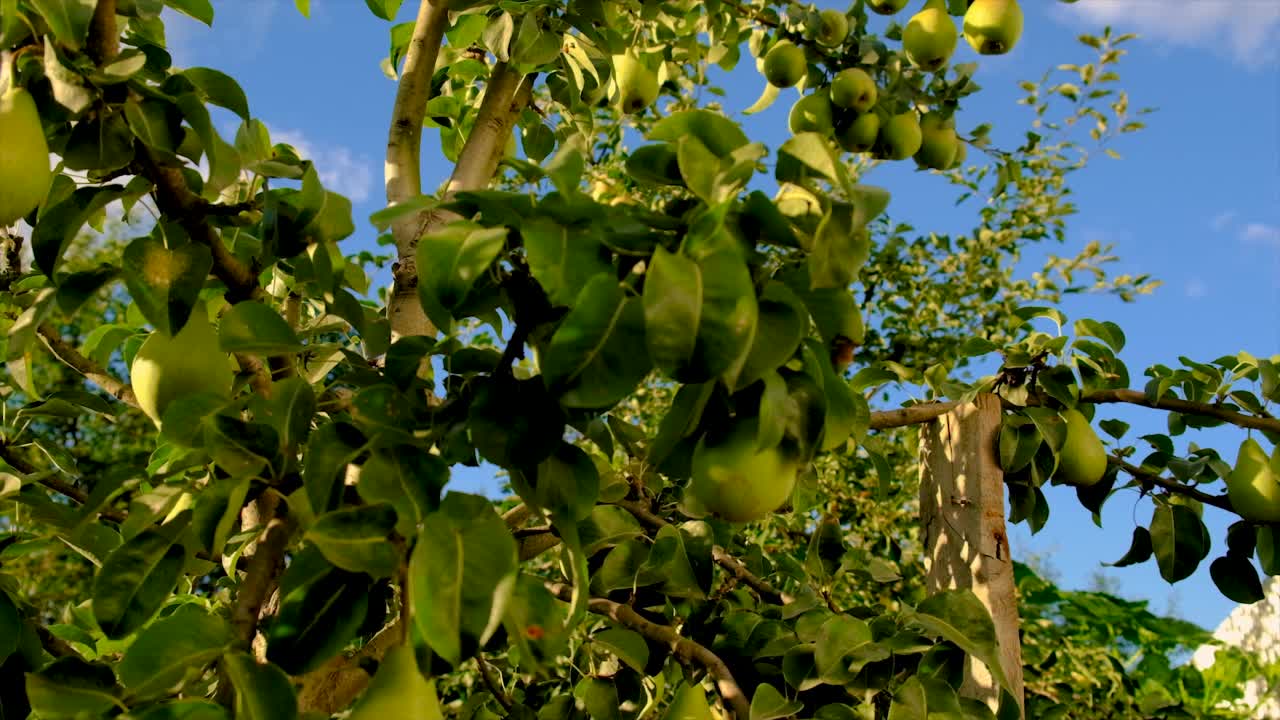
[0,1,1275,719]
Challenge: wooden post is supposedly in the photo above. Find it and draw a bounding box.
[919,393,1024,715]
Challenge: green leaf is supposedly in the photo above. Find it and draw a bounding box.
[122,235,213,337]
[294,0,310,18]
[543,274,651,409]
[649,110,749,158]
[28,0,94,48]
[1104,527,1153,568]
[521,217,612,307]
[32,185,127,278]
[914,590,1014,699]
[0,589,19,663]
[118,605,230,699]
[468,376,565,470]
[25,657,121,718]
[307,504,400,578]
[218,301,304,354]
[265,569,371,675]
[63,114,135,171]
[777,133,847,189]
[416,221,508,330]
[643,247,700,377]
[222,652,297,720]
[750,683,804,720]
[1258,524,1280,576]
[175,93,241,198]
[131,700,230,720]
[183,68,250,121]
[357,445,448,536]
[92,527,185,639]
[190,477,250,556]
[1209,555,1265,604]
[511,443,600,522]
[165,0,214,25]
[736,282,806,391]
[364,0,403,20]
[592,628,649,673]
[814,615,872,684]
[412,492,518,668]
[1149,504,1210,583]
[304,422,368,513]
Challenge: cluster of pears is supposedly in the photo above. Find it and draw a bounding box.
[130,301,238,427]
[869,0,1026,74]
[0,82,52,227]
[774,57,966,171]
[689,416,800,523]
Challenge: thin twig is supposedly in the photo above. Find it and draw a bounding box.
[1083,388,1280,435]
[1108,457,1234,512]
[545,582,751,720]
[0,442,128,523]
[37,324,138,409]
[475,654,513,711]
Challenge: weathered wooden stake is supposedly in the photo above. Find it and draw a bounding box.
[919,393,1025,715]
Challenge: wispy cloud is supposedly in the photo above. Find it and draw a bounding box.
[1240,222,1280,247]
[269,126,375,204]
[1055,0,1280,68]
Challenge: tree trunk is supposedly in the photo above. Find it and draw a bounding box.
[918,393,1025,715]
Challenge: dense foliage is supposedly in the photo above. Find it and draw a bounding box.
[0,1,1276,719]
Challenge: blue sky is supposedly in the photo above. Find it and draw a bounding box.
[161,1,1280,631]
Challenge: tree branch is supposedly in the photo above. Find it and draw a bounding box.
[1108,457,1234,512]
[37,323,138,408]
[546,582,751,720]
[0,442,128,523]
[87,0,118,65]
[297,619,403,714]
[228,493,293,649]
[1082,388,1280,435]
[475,654,513,712]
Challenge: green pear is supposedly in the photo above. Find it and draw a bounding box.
[964,0,1024,56]
[868,0,909,14]
[949,137,968,169]
[830,68,877,112]
[0,85,52,227]
[613,54,659,114]
[775,183,823,220]
[903,0,958,72]
[914,112,959,169]
[130,302,236,427]
[763,41,807,88]
[788,91,835,135]
[349,645,444,720]
[878,112,922,160]
[813,9,850,48]
[691,418,798,523]
[1056,409,1107,487]
[1226,438,1280,523]
[837,112,880,153]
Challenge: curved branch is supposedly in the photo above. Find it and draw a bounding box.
[1082,388,1280,435]
[546,581,751,719]
[0,442,128,523]
[87,0,118,65]
[1108,457,1234,512]
[37,323,138,408]
[297,619,403,714]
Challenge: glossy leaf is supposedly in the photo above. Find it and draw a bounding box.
[118,605,231,699]
[543,274,651,409]
[222,652,297,720]
[92,527,186,639]
[306,504,400,578]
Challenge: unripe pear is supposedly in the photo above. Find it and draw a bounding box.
[1226,438,1280,523]
[691,418,798,523]
[903,0,958,72]
[813,9,850,48]
[349,645,444,720]
[914,112,959,170]
[130,302,236,427]
[788,92,835,135]
[775,183,823,220]
[868,0,909,14]
[1056,409,1107,487]
[0,85,52,227]
[830,68,877,112]
[613,54,659,114]
[763,41,807,88]
[963,0,1024,56]
[949,137,968,169]
[837,112,880,153]
[879,112,922,160]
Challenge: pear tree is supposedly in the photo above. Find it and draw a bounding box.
[0,1,1274,719]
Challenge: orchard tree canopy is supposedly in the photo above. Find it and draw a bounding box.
[0,0,1277,719]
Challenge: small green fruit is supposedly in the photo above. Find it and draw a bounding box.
[904,0,958,72]
[814,9,850,48]
[868,0,909,14]
[349,645,444,720]
[1057,409,1107,487]
[130,302,236,427]
[613,54,659,114]
[1226,438,1280,523]
[949,137,968,169]
[879,112,922,160]
[763,41,807,88]
[837,112,880,153]
[691,418,798,523]
[788,92,835,135]
[0,85,52,227]
[964,0,1024,55]
[830,68,877,112]
[775,183,823,220]
[914,112,959,169]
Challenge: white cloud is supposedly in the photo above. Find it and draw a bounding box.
[1211,210,1237,232]
[268,126,375,204]
[1184,277,1208,299]
[1056,0,1280,67]
[1240,222,1280,247]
